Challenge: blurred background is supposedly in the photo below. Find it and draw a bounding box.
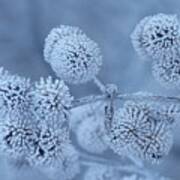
[0,0,179,179]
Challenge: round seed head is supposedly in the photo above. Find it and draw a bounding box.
[30,77,73,128]
[27,127,70,168]
[0,117,36,159]
[0,73,31,120]
[44,25,102,84]
[108,101,174,163]
[131,13,180,60]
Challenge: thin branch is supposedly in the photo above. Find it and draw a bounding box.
[93,77,106,93]
[72,93,180,109]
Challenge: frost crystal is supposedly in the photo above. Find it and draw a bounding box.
[131,13,180,60]
[108,101,174,163]
[152,55,180,88]
[76,114,107,154]
[30,77,73,128]
[84,165,119,180]
[44,25,102,84]
[27,127,70,168]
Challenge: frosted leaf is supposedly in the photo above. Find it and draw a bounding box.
[76,114,107,154]
[44,25,102,84]
[108,101,174,163]
[27,127,70,168]
[152,55,180,88]
[30,77,73,128]
[0,73,31,119]
[84,165,119,180]
[131,13,180,60]
[40,145,80,180]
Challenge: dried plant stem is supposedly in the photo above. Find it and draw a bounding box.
[72,93,180,109]
[93,77,106,93]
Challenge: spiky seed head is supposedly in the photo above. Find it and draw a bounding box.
[27,127,70,168]
[44,25,102,84]
[108,101,174,163]
[0,72,31,120]
[0,116,36,159]
[30,77,73,128]
[131,13,180,60]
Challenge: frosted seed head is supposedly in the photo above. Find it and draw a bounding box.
[27,127,70,168]
[84,165,119,180]
[131,13,180,60]
[76,115,107,154]
[0,117,36,159]
[0,73,31,119]
[152,55,180,88]
[30,77,73,128]
[108,101,174,163]
[44,25,102,84]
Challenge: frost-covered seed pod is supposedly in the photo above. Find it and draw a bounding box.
[27,127,70,168]
[108,101,174,163]
[84,165,119,180]
[152,55,180,88]
[76,115,107,154]
[131,13,180,60]
[0,73,31,119]
[44,25,102,84]
[30,77,73,128]
[0,118,36,159]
